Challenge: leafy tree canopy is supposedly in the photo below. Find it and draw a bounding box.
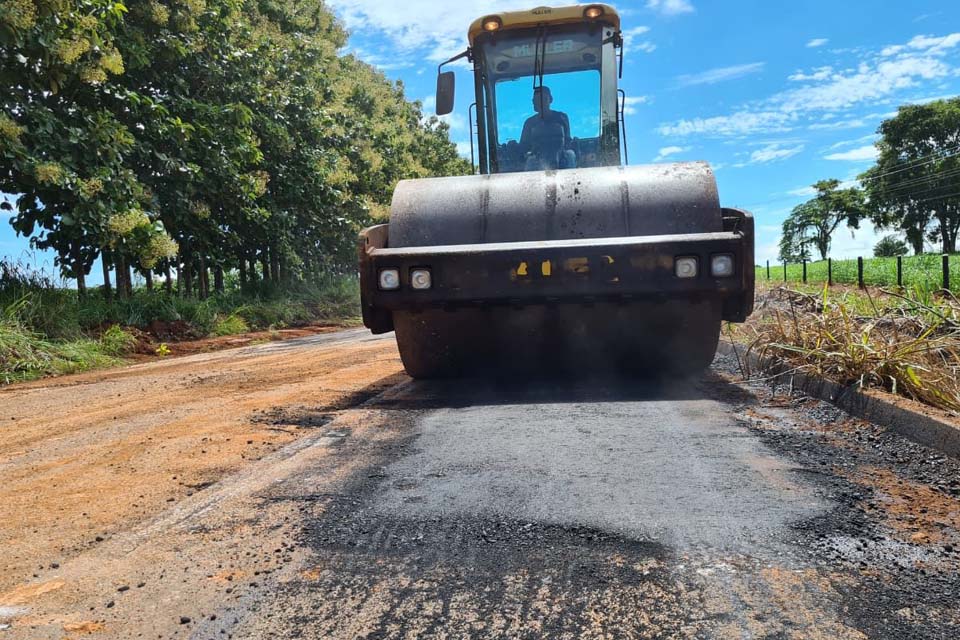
[861,98,960,255]
[779,179,865,261]
[0,0,470,294]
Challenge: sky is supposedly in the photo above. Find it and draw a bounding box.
[3,0,960,281]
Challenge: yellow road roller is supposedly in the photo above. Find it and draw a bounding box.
[359,4,754,378]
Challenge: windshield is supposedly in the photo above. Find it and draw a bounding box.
[475,23,619,173]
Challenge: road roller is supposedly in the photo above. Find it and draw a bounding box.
[359,4,754,378]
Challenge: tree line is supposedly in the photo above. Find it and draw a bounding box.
[0,0,470,297]
[779,97,960,262]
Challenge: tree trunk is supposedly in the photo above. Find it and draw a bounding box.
[115,253,126,299]
[165,264,173,295]
[124,260,133,298]
[145,270,153,291]
[76,269,86,297]
[182,255,193,298]
[214,266,224,294]
[906,227,925,255]
[940,214,957,254]
[260,249,270,283]
[101,250,113,301]
[238,260,247,287]
[71,245,87,297]
[199,254,209,299]
[270,246,281,285]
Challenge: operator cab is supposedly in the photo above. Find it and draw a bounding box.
[435,4,625,175]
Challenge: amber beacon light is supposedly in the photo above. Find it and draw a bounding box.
[482,15,502,31]
[583,5,604,19]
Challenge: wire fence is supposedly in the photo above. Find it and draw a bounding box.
[755,254,960,292]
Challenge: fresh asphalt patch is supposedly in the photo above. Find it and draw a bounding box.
[223,358,960,639]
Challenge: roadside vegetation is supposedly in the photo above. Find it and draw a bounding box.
[0,260,359,383]
[0,1,463,383]
[728,282,960,414]
[757,253,960,292]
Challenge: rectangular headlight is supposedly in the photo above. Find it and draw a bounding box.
[378,268,400,290]
[674,256,698,279]
[410,268,432,290]
[711,254,735,277]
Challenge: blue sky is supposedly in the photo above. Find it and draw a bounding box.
[4,0,960,281]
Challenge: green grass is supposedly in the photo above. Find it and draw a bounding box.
[0,263,361,383]
[212,313,250,336]
[756,254,960,292]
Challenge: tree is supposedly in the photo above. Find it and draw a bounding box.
[873,234,909,257]
[777,215,811,263]
[781,179,865,260]
[1,0,469,296]
[861,98,960,255]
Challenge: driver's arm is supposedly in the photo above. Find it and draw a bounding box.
[519,116,533,152]
[559,112,572,149]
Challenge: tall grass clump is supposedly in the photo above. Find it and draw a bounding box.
[738,285,960,414]
[0,299,120,383]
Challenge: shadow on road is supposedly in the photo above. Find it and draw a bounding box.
[371,367,758,410]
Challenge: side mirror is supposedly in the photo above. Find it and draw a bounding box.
[436,71,455,116]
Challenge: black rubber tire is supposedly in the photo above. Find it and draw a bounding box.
[393,298,722,380]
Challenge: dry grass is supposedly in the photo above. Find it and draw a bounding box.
[728,284,960,414]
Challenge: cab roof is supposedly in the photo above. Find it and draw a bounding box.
[468,4,621,46]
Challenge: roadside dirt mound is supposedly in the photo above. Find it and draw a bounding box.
[145,318,200,341]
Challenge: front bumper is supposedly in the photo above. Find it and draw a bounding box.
[360,208,754,333]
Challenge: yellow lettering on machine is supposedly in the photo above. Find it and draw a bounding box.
[517,261,528,276]
[541,260,552,276]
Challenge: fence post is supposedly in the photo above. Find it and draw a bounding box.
[944,254,951,292]
[896,255,903,288]
[783,261,787,283]
[827,258,833,286]
[766,260,770,281]
[802,259,807,283]
[857,256,865,289]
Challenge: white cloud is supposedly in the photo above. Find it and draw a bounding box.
[456,141,473,160]
[676,62,765,87]
[824,145,878,161]
[808,117,870,130]
[622,95,650,115]
[421,95,468,132]
[776,56,952,112]
[806,38,829,48]
[653,145,688,161]
[328,1,563,63]
[658,31,960,139]
[786,186,817,197]
[645,0,695,16]
[657,110,793,137]
[828,134,877,150]
[622,26,656,55]
[747,143,804,164]
[881,33,960,57]
[788,66,833,82]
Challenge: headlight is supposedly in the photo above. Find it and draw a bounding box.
[711,254,735,277]
[674,256,698,279]
[410,268,432,290]
[378,268,400,290]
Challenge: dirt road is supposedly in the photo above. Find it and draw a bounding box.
[1,329,959,638]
